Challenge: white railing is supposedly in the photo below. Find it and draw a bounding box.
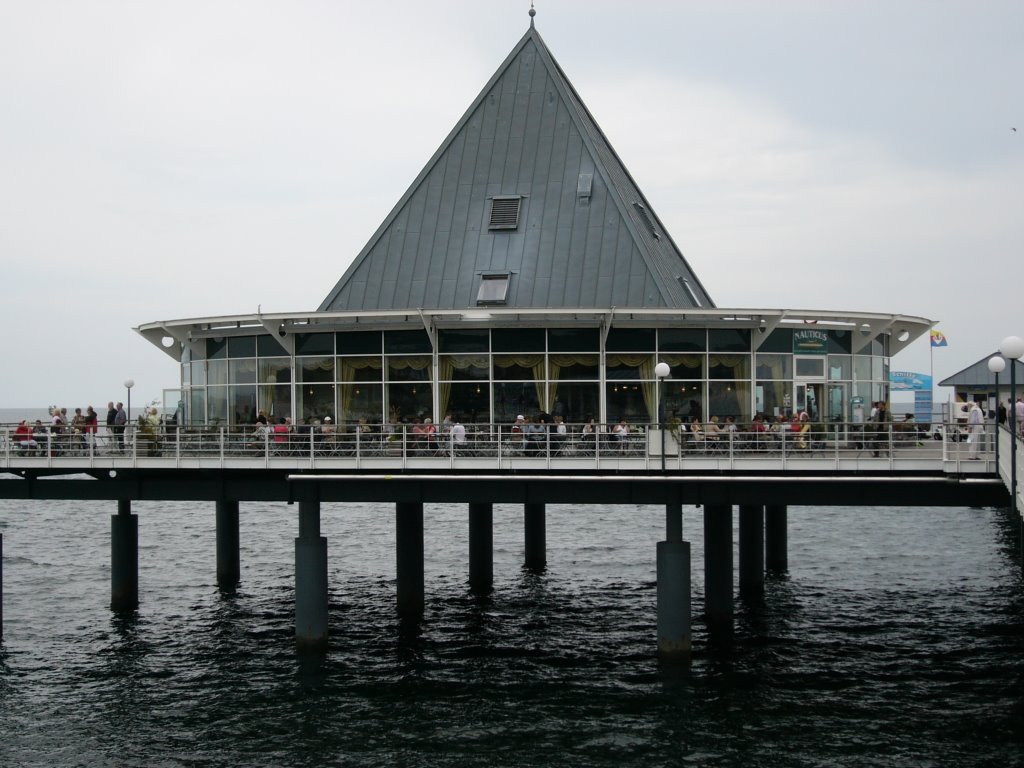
[0,420,998,473]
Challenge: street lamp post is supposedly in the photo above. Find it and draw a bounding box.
[988,356,1005,472]
[124,379,135,449]
[655,362,671,472]
[998,336,1024,523]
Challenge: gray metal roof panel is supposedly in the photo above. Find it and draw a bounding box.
[318,26,715,313]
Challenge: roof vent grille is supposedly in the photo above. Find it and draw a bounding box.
[489,196,522,230]
[632,202,661,241]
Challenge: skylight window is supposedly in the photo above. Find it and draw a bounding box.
[488,196,522,230]
[477,273,511,305]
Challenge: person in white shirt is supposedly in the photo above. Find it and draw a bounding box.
[968,401,984,458]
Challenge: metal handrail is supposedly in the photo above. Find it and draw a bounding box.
[0,420,997,472]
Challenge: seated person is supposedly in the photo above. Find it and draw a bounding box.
[612,418,630,446]
[705,416,723,442]
[14,420,38,454]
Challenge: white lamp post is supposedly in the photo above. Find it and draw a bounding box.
[655,361,671,471]
[988,356,1005,470]
[998,336,1024,520]
[124,378,135,438]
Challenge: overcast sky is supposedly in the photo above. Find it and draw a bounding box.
[1,0,1021,409]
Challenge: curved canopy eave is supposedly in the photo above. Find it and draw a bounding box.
[136,308,934,362]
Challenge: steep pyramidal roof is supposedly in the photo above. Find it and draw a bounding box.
[319,23,714,313]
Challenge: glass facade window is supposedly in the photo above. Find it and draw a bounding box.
[445,383,490,423]
[828,355,852,381]
[295,333,334,356]
[298,384,336,423]
[387,383,432,423]
[439,329,489,353]
[228,336,256,358]
[207,359,228,387]
[708,329,750,352]
[229,359,257,386]
[257,334,289,357]
[660,354,703,380]
[338,356,383,382]
[606,381,651,423]
[207,386,228,424]
[757,329,792,354]
[756,380,790,419]
[708,354,750,380]
[854,357,872,382]
[606,328,655,351]
[550,382,598,425]
[299,357,334,383]
[828,331,852,354]
[494,354,542,380]
[708,382,751,422]
[189,389,206,425]
[664,382,704,423]
[175,323,893,430]
[439,355,489,381]
[549,354,598,380]
[795,357,826,378]
[259,358,291,384]
[492,327,544,352]
[336,331,382,356]
[385,329,431,354]
[548,328,598,352]
[340,383,383,425]
[658,328,706,352]
[262,386,291,421]
[206,338,227,360]
[756,354,792,380]
[605,354,652,380]
[388,355,431,381]
[494,382,541,423]
[230,385,257,425]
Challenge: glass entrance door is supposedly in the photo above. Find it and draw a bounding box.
[827,384,846,423]
[795,382,825,421]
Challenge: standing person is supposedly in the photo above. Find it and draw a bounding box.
[114,401,127,451]
[451,416,466,454]
[1016,397,1024,436]
[968,402,984,459]
[106,401,117,450]
[872,401,889,457]
[84,406,99,451]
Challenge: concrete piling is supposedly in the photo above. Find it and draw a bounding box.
[765,505,788,573]
[703,504,733,636]
[524,503,546,572]
[657,502,690,658]
[111,499,138,611]
[295,500,328,648]
[396,502,424,619]
[468,502,493,595]
[215,500,240,588]
[738,504,765,600]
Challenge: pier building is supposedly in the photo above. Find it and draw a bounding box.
[3,12,1015,656]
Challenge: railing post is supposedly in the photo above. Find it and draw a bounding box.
[175,426,181,464]
[219,426,225,465]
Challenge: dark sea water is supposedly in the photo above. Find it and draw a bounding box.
[0,492,1022,767]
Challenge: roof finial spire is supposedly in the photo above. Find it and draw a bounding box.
[529,1,536,27]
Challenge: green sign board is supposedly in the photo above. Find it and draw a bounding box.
[793,329,828,355]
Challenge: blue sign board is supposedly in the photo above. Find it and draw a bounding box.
[890,371,933,392]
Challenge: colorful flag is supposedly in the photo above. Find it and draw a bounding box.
[929,330,948,347]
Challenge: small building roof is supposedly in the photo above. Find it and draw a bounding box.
[319,22,714,314]
[939,354,1024,388]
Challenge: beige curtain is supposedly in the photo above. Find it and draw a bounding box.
[606,354,657,421]
[340,357,382,418]
[390,355,433,418]
[549,354,598,411]
[493,354,547,411]
[438,355,487,416]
